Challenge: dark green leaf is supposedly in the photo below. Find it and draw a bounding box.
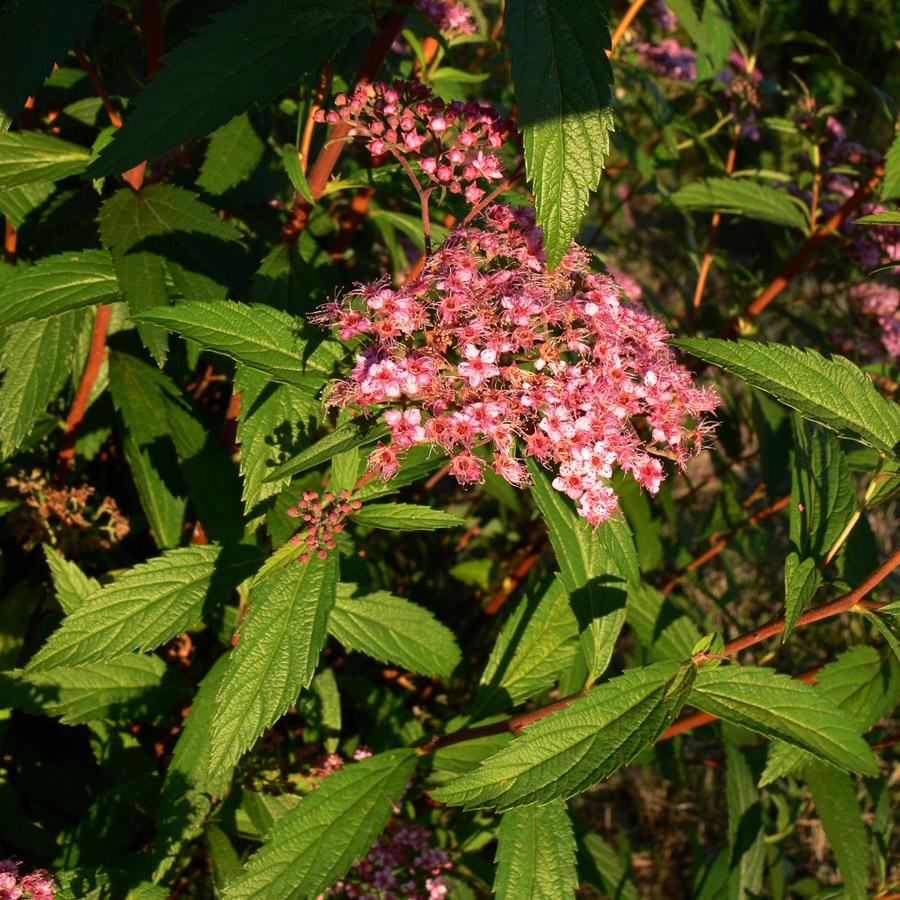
[88,1,372,177]
[197,113,266,195]
[349,502,466,531]
[879,130,900,202]
[431,661,688,810]
[691,666,879,776]
[783,553,822,640]
[283,143,315,204]
[670,178,808,228]
[224,749,416,900]
[674,339,900,460]
[725,742,765,900]
[26,544,261,671]
[508,0,615,268]
[209,552,339,778]
[0,249,119,328]
[329,585,461,677]
[494,801,578,900]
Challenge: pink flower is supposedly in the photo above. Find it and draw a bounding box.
[385,408,427,447]
[464,184,484,204]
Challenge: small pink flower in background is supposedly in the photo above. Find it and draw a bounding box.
[847,282,900,362]
[314,205,717,528]
[0,859,55,900]
[416,0,477,37]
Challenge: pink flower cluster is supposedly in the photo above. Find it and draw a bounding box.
[321,824,452,900]
[286,490,360,562]
[848,282,900,361]
[0,860,54,900]
[314,205,717,527]
[315,80,514,206]
[416,0,477,37]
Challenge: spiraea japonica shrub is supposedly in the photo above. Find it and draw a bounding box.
[2,1,900,899]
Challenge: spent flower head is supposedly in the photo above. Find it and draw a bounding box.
[314,205,717,527]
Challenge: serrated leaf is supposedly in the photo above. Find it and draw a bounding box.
[1,654,189,725]
[0,310,82,458]
[691,666,879,776]
[329,585,461,677]
[0,0,103,131]
[133,300,345,391]
[265,414,388,482]
[0,249,119,328]
[573,822,639,900]
[0,130,90,187]
[197,112,266,195]
[670,178,808,228]
[43,545,101,615]
[790,415,857,564]
[26,544,261,672]
[100,185,249,362]
[209,552,338,778]
[349,502,466,531]
[283,142,315,204]
[224,749,415,900]
[783,553,822,640]
[494,801,578,900]
[626,583,703,661]
[152,655,233,881]
[725,742,765,900]
[880,130,900,202]
[528,460,637,682]
[804,763,869,900]
[508,0,615,268]
[249,239,319,317]
[430,661,687,810]
[855,210,900,225]
[0,180,54,228]
[674,339,900,460]
[760,646,898,784]
[473,577,579,718]
[88,1,372,178]
[234,366,317,527]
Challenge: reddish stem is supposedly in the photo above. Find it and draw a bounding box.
[142,0,165,76]
[609,0,650,52]
[56,305,113,482]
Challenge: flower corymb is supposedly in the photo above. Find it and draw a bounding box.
[314,206,717,527]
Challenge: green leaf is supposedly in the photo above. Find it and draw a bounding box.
[88,1,372,178]
[265,414,388,483]
[855,210,900,225]
[760,646,898,784]
[234,367,317,527]
[725,742,765,900]
[153,655,234,880]
[224,749,416,900]
[108,350,188,549]
[790,416,857,564]
[507,0,615,269]
[0,180,54,229]
[0,130,90,187]
[670,178,808,228]
[430,661,689,810]
[197,112,266,195]
[574,822,639,900]
[805,763,870,900]
[880,130,900,202]
[283,142,315,205]
[100,185,249,363]
[690,666,879,776]
[494,801,578,900]
[783,553,822,640]
[133,300,344,391]
[0,0,103,132]
[528,460,637,682]
[673,339,900,460]
[1,654,189,725]
[0,249,119,328]
[349,502,466,531]
[26,544,261,672]
[473,577,579,718]
[0,311,82,458]
[626,583,703,661]
[209,552,339,778]
[43,545,101,615]
[329,585,461,677]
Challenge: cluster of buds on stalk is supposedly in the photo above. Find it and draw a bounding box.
[286,490,361,562]
[314,205,717,528]
[315,80,515,207]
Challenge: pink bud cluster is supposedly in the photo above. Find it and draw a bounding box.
[0,859,54,900]
[314,205,717,527]
[320,824,452,900]
[286,490,360,562]
[416,0,477,37]
[315,80,514,206]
